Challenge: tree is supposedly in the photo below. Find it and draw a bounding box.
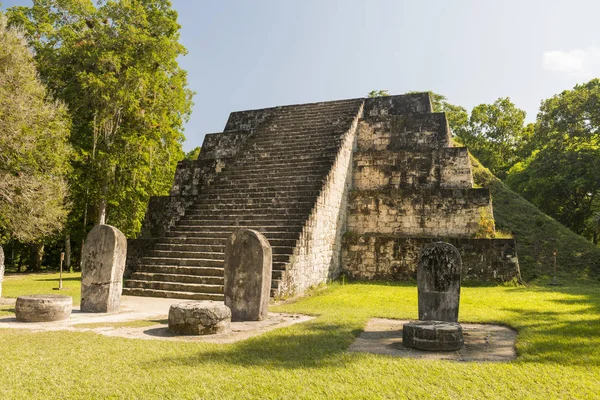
[367,90,390,97]
[457,98,527,179]
[0,14,71,246]
[506,80,600,239]
[184,146,201,160]
[588,211,600,245]
[9,0,194,238]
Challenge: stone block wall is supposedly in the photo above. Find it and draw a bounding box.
[353,147,473,190]
[281,105,363,295]
[347,188,493,237]
[343,235,520,283]
[342,93,520,283]
[357,114,451,152]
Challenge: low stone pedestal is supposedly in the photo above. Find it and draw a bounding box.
[168,301,231,335]
[402,320,464,351]
[15,294,72,322]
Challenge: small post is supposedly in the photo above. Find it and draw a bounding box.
[59,252,64,290]
[550,249,559,286]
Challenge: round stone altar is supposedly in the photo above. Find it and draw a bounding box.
[402,320,464,351]
[168,301,231,335]
[15,294,73,322]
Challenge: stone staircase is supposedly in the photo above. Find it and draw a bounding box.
[124,99,363,300]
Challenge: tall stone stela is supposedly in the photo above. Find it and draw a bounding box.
[417,242,462,322]
[224,230,272,322]
[81,225,127,313]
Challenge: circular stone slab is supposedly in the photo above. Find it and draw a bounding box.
[402,320,464,351]
[168,301,231,335]
[15,294,73,322]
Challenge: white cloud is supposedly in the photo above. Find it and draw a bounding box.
[542,46,600,78]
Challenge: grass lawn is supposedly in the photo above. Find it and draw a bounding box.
[1,275,599,399]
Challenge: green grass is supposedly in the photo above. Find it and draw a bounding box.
[471,156,600,281]
[1,272,82,304]
[1,277,599,399]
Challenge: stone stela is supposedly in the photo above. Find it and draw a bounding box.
[224,229,272,322]
[81,224,127,313]
[403,242,464,351]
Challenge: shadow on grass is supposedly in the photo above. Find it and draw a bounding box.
[36,277,81,282]
[144,319,363,370]
[503,283,600,366]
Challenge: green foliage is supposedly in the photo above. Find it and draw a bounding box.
[8,0,193,237]
[367,89,390,97]
[184,146,201,160]
[0,14,72,244]
[471,155,600,280]
[458,97,527,179]
[506,80,600,239]
[2,279,600,398]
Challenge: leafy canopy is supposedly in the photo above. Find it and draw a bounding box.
[9,0,194,237]
[0,13,72,244]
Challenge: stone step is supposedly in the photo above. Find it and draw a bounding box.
[125,279,224,294]
[158,237,298,248]
[129,272,224,286]
[248,141,341,152]
[176,217,306,227]
[154,243,295,254]
[212,175,327,186]
[198,191,320,201]
[134,264,223,276]
[206,181,325,191]
[122,287,224,301]
[134,261,287,275]
[218,166,329,176]
[226,159,335,171]
[147,250,291,263]
[169,224,304,234]
[233,155,335,167]
[238,146,339,157]
[185,204,313,214]
[141,257,223,267]
[165,230,301,240]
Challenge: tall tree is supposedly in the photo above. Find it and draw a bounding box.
[9,0,193,237]
[457,98,527,179]
[0,13,71,246]
[506,79,600,239]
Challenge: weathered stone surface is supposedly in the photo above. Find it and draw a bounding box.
[418,242,462,322]
[168,301,231,335]
[81,225,127,313]
[343,236,520,282]
[0,245,4,298]
[224,229,272,321]
[402,320,464,351]
[15,294,72,322]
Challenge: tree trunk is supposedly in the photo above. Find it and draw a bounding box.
[80,196,88,270]
[29,243,44,272]
[97,179,108,225]
[65,234,72,273]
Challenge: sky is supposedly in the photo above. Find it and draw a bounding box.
[2,0,600,152]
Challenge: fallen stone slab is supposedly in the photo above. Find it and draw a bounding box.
[168,301,231,335]
[15,294,72,322]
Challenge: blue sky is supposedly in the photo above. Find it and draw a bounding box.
[3,0,600,152]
